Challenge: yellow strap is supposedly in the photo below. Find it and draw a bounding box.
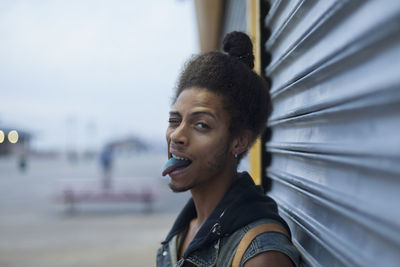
[231,223,289,267]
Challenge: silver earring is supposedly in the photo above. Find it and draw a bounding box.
[234,154,238,159]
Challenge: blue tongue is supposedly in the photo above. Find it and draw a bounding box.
[163,157,181,170]
[162,157,191,176]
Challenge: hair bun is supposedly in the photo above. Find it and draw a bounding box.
[222,31,254,69]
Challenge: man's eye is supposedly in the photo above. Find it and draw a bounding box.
[168,118,180,125]
[196,122,209,129]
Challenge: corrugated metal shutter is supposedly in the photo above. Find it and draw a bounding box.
[263,0,400,266]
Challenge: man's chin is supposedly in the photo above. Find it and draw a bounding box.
[169,183,193,193]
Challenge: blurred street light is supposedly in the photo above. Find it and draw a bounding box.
[0,130,4,143]
[8,130,19,144]
[0,130,4,144]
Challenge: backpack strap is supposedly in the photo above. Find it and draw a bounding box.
[231,223,290,267]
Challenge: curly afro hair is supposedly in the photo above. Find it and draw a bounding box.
[174,31,272,151]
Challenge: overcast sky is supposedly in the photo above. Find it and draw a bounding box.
[0,0,198,151]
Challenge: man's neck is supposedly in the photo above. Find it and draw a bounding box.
[190,167,237,226]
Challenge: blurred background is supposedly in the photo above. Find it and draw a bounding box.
[2,0,400,267]
[0,0,197,266]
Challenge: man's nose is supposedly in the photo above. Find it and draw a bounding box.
[170,123,188,146]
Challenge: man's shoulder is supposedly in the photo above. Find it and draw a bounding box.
[219,218,300,267]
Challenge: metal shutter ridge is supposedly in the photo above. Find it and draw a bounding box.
[263,1,400,266]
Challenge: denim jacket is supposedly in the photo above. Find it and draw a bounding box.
[156,218,300,267]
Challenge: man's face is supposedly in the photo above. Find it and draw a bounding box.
[165,87,233,192]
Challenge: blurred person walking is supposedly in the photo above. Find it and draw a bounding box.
[100,145,113,190]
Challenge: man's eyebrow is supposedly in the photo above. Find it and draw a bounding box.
[191,111,217,120]
[169,111,181,116]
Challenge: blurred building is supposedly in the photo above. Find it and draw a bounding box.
[106,136,148,156]
[194,0,400,266]
[0,127,31,156]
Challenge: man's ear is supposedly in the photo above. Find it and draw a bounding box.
[230,130,253,156]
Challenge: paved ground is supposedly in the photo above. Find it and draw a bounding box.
[0,152,190,267]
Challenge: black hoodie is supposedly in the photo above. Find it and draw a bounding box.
[161,172,291,259]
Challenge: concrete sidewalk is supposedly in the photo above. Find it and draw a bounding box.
[0,154,189,267]
[0,212,175,267]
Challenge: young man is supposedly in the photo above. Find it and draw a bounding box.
[157,32,299,267]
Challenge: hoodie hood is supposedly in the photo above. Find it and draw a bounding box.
[162,172,290,258]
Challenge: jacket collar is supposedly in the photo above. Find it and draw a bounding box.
[162,172,290,258]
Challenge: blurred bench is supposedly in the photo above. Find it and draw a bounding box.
[56,178,159,213]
